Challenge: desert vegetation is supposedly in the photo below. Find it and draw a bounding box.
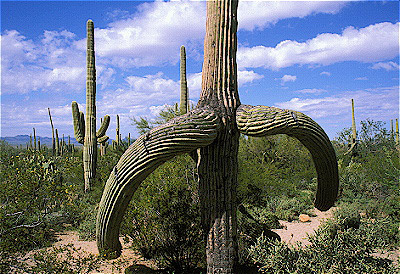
[1,109,399,273]
[1,0,399,273]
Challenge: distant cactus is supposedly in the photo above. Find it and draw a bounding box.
[33,128,37,151]
[116,115,120,146]
[396,119,399,146]
[180,45,188,115]
[346,99,358,157]
[48,108,55,156]
[55,129,60,156]
[71,20,110,192]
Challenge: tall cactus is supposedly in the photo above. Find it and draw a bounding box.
[96,1,338,272]
[72,20,110,192]
[116,115,121,146]
[391,119,394,139]
[180,45,188,115]
[346,99,358,157]
[55,129,60,156]
[48,108,55,156]
[33,128,37,151]
[396,118,399,146]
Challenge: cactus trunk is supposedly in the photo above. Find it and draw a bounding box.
[396,119,399,146]
[48,108,55,156]
[180,45,188,115]
[96,1,338,272]
[116,115,120,146]
[55,129,59,156]
[33,128,37,151]
[83,20,98,192]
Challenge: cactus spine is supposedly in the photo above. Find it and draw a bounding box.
[71,20,110,192]
[180,45,188,115]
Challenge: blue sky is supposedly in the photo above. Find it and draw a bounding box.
[1,0,399,140]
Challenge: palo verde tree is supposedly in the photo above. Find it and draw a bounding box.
[96,1,339,273]
[72,20,110,192]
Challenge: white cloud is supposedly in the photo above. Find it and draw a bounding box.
[275,86,398,121]
[371,61,399,71]
[355,77,368,81]
[76,1,206,68]
[320,71,331,76]
[238,70,264,86]
[294,88,327,95]
[238,1,346,31]
[1,30,85,94]
[277,74,297,85]
[237,22,400,70]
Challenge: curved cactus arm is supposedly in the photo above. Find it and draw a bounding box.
[72,101,85,144]
[96,107,220,258]
[97,115,110,138]
[97,135,109,144]
[236,104,339,211]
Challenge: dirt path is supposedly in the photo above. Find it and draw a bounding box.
[272,207,334,246]
[52,231,156,273]
[43,207,397,273]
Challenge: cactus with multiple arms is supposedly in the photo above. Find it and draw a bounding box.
[72,20,110,192]
[96,1,339,272]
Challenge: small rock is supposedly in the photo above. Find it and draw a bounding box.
[299,214,310,222]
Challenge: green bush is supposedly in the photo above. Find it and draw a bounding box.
[249,220,399,273]
[121,155,205,273]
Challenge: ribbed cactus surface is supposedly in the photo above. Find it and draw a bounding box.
[180,45,188,115]
[71,20,110,192]
[96,1,339,272]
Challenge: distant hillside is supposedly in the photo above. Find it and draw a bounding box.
[0,135,82,147]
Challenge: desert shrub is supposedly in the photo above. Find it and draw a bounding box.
[0,145,70,253]
[249,218,399,273]
[121,155,205,273]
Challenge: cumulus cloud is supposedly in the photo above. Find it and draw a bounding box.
[237,22,400,70]
[238,1,346,31]
[355,77,368,81]
[1,30,85,94]
[320,71,331,76]
[75,1,206,67]
[294,88,327,95]
[275,86,398,121]
[276,74,297,85]
[371,61,399,71]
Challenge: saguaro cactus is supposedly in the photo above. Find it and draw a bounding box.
[96,1,339,272]
[180,45,188,115]
[346,99,357,157]
[72,20,110,192]
[396,119,399,146]
[55,129,60,156]
[48,108,55,155]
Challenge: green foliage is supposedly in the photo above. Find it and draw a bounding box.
[238,134,316,205]
[20,244,101,274]
[0,143,74,253]
[121,155,205,273]
[249,216,399,273]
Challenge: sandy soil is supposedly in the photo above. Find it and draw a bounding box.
[23,207,396,273]
[272,207,334,246]
[52,231,156,273]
